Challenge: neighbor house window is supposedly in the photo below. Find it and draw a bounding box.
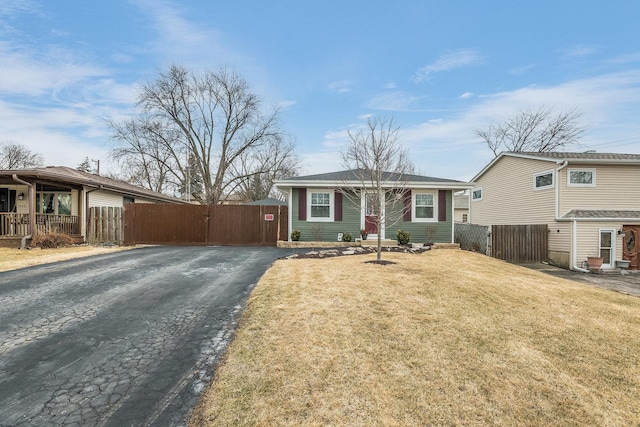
[568,169,595,187]
[308,190,333,221]
[36,192,72,215]
[471,188,482,201]
[413,192,436,222]
[534,170,554,190]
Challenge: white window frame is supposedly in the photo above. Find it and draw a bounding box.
[568,169,596,187]
[412,191,437,222]
[471,187,482,202]
[307,189,334,222]
[598,229,616,269]
[533,169,555,190]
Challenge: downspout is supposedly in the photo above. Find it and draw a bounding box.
[571,219,590,273]
[12,174,34,248]
[288,187,293,242]
[553,161,590,272]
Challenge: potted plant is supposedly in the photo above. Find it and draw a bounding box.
[587,255,603,270]
[360,229,368,240]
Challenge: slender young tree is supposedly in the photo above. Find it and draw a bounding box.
[340,116,414,262]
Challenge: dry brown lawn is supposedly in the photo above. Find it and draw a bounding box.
[190,249,640,426]
[0,246,133,272]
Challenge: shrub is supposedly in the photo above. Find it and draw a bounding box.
[397,230,410,245]
[290,230,301,241]
[342,232,353,242]
[32,231,74,249]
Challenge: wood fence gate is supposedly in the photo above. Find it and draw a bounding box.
[123,204,288,246]
[491,224,548,263]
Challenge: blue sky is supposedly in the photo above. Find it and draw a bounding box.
[1,1,640,181]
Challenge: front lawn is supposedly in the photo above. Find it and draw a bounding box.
[190,249,640,426]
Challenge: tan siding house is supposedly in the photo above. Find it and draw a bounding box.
[471,152,640,271]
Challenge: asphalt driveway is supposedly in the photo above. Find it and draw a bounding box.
[0,246,291,426]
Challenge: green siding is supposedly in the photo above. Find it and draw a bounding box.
[291,189,361,242]
[291,188,453,243]
[386,190,453,244]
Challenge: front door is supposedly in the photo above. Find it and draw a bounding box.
[623,226,640,270]
[364,193,383,237]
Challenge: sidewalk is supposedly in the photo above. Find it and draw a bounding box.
[520,262,640,298]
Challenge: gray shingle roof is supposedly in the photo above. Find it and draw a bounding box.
[562,210,640,219]
[0,166,187,204]
[281,169,464,183]
[512,152,640,161]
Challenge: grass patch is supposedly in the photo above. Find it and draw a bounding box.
[0,246,133,272]
[191,250,640,426]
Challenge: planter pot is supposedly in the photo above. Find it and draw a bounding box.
[587,256,604,269]
[616,260,631,269]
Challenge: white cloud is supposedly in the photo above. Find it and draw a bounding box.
[459,92,473,99]
[327,80,352,93]
[366,91,427,112]
[562,44,598,59]
[414,49,483,83]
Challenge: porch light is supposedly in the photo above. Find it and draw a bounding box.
[18,192,25,201]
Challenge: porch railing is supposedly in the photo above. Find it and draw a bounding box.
[0,213,80,237]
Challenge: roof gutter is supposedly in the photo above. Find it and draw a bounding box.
[12,174,35,248]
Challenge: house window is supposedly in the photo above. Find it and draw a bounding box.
[308,190,333,221]
[534,170,554,190]
[37,192,72,215]
[568,169,595,187]
[471,188,482,201]
[462,213,468,223]
[413,192,436,222]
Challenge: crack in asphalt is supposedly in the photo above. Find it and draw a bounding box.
[0,246,286,426]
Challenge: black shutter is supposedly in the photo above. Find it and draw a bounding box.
[438,190,447,222]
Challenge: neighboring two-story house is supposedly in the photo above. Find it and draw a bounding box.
[470,152,640,271]
[275,170,472,244]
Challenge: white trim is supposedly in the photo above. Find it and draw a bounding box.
[288,187,293,241]
[361,192,385,239]
[533,169,555,191]
[307,189,334,222]
[567,168,596,187]
[412,191,437,222]
[471,187,483,202]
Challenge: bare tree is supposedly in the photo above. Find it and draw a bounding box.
[0,141,44,169]
[340,116,414,262]
[476,106,587,156]
[231,135,300,201]
[108,64,296,204]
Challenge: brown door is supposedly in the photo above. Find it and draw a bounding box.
[364,194,379,235]
[623,226,640,270]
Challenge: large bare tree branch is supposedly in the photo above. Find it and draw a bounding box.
[0,141,44,169]
[108,64,296,204]
[475,106,587,156]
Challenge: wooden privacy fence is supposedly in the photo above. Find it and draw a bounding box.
[88,207,124,245]
[124,204,288,246]
[491,224,548,263]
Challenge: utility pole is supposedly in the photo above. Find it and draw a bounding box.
[91,159,100,175]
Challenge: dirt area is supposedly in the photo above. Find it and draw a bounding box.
[0,245,134,272]
[282,244,431,259]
